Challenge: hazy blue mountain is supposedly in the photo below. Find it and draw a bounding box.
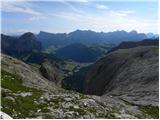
[55,43,101,63]
[100,30,147,43]
[37,31,67,47]
[37,30,147,48]
[146,33,159,38]
[66,30,101,44]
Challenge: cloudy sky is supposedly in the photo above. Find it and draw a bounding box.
[1,0,158,34]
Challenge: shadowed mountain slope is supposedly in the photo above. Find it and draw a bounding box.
[1,32,42,57]
[84,46,158,106]
[55,43,100,63]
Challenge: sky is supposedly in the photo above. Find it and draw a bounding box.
[1,0,158,35]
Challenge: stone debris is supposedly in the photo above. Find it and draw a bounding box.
[19,92,32,97]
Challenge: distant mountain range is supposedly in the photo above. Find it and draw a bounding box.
[37,30,150,47]
[1,33,112,63]
[146,33,159,38]
[1,30,158,63]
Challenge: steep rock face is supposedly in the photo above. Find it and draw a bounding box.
[39,60,64,85]
[84,46,158,106]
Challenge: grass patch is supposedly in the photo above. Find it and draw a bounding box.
[63,61,76,72]
[139,106,159,119]
[1,70,45,118]
[1,70,30,92]
[85,107,97,114]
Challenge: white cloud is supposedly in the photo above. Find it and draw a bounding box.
[29,16,46,21]
[61,1,85,14]
[1,1,47,21]
[1,1,157,34]
[1,1,41,15]
[109,10,134,17]
[96,4,109,10]
[50,9,157,33]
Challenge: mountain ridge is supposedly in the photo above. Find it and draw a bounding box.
[108,38,159,53]
[1,32,42,58]
[37,29,148,47]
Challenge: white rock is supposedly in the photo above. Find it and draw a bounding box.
[0,111,12,119]
[64,97,72,101]
[62,102,73,109]
[6,96,15,102]
[37,109,41,112]
[20,92,32,97]
[73,105,79,109]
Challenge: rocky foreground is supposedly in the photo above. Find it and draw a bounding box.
[1,52,159,119]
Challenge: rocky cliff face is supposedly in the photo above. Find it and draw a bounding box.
[39,59,64,85]
[84,46,159,106]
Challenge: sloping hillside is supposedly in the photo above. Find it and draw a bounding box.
[84,46,158,107]
[1,54,57,92]
[2,54,157,119]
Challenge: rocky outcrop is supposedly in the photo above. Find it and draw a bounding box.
[84,46,159,106]
[39,60,64,85]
